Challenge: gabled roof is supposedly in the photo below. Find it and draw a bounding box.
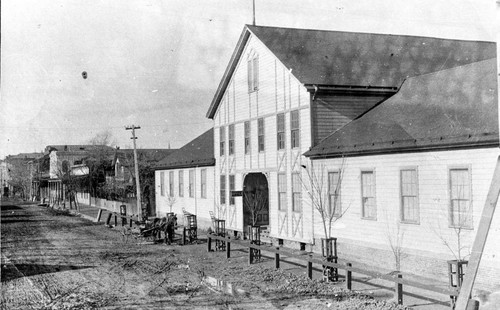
[206,25,496,119]
[304,58,499,158]
[155,129,215,170]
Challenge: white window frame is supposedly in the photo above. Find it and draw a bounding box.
[292,172,302,212]
[178,170,184,197]
[290,110,300,149]
[277,113,285,150]
[160,171,165,196]
[244,121,251,155]
[220,175,226,205]
[328,170,341,217]
[201,169,207,199]
[228,124,235,156]
[258,118,265,152]
[360,169,377,220]
[278,173,287,211]
[247,54,259,92]
[400,167,419,224]
[448,166,473,229]
[169,171,174,197]
[189,169,194,198]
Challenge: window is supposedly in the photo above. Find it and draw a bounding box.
[244,121,251,154]
[277,113,285,150]
[169,171,174,197]
[220,126,225,156]
[220,175,226,205]
[189,169,194,198]
[400,169,419,223]
[229,175,235,205]
[258,118,265,152]
[292,172,302,212]
[361,171,376,219]
[201,169,207,199]
[449,168,472,228]
[178,170,184,197]
[290,110,300,149]
[328,171,341,216]
[160,171,165,196]
[228,124,235,155]
[247,55,259,92]
[278,173,287,210]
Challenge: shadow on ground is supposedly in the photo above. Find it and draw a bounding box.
[1,263,94,282]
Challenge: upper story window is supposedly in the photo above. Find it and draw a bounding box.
[278,173,287,211]
[449,168,472,229]
[220,126,225,156]
[290,110,300,149]
[228,124,235,155]
[258,118,265,152]
[247,54,259,92]
[277,113,285,150]
[244,121,251,155]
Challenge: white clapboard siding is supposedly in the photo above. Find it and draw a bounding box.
[312,147,500,266]
[155,167,215,229]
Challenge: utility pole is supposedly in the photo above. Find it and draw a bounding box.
[125,125,142,218]
[252,0,256,25]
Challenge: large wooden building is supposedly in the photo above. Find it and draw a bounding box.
[205,25,496,240]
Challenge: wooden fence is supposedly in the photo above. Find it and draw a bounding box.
[207,234,458,306]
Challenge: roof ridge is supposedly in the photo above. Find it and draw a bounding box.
[246,24,496,44]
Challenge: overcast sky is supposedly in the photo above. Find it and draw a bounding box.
[1,0,496,158]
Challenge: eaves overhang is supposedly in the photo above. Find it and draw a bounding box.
[206,26,251,119]
[304,134,499,159]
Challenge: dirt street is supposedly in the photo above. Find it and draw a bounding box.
[1,200,408,310]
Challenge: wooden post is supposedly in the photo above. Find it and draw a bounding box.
[129,218,133,227]
[207,235,212,252]
[226,239,231,259]
[346,263,352,290]
[248,246,253,265]
[456,157,500,310]
[307,260,313,279]
[106,213,112,225]
[275,248,280,269]
[396,273,403,305]
[182,227,186,245]
[114,214,117,226]
[96,209,103,223]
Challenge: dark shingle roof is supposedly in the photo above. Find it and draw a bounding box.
[155,129,214,170]
[304,58,498,158]
[206,25,496,119]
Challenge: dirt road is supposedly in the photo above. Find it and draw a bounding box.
[1,200,408,310]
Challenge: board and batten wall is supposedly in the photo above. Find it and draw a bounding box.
[155,166,215,229]
[312,147,500,286]
[213,33,314,242]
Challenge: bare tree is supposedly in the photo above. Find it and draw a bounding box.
[167,195,177,213]
[7,162,32,199]
[386,220,406,272]
[300,159,347,240]
[84,131,116,204]
[243,185,268,227]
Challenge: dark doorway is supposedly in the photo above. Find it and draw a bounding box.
[243,173,269,227]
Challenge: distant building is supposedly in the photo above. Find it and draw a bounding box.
[3,152,43,198]
[154,129,215,227]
